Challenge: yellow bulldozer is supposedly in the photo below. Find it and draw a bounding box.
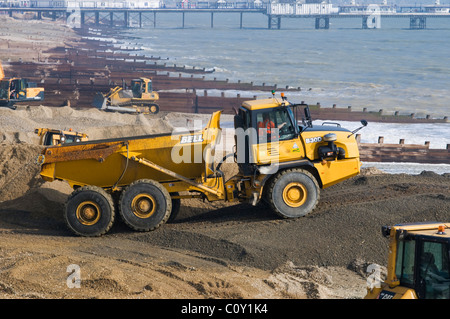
[35,128,89,146]
[92,77,159,114]
[37,93,366,236]
[365,222,450,299]
[0,61,44,109]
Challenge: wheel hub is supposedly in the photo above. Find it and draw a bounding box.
[131,194,156,218]
[282,182,307,207]
[76,201,101,225]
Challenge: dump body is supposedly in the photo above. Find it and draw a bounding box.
[39,111,221,195]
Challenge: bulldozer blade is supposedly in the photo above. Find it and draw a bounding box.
[92,92,107,109]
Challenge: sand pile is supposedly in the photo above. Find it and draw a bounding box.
[0,143,44,202]
[0,105,175,145]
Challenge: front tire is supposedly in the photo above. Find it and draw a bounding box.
[65,186,115,237]
[267,168,320,218]
[119,179,171,231]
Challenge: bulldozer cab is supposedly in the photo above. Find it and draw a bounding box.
[131,78,152,99]
[366,223,450,299]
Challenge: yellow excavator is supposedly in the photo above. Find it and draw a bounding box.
[35,128,89,146]
[37,93,366,236]
[92,77,159,114]
[0,61,44,109]
[365,222,450,299]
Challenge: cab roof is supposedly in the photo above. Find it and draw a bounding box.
[241,98,290,111]
[386,222,450,240]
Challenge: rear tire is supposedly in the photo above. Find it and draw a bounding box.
[119,179,171,231]
[266,168,320,218]
[167,192,181,223]
[65,186,115,237]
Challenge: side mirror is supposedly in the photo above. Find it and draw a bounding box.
[347,119,368,138]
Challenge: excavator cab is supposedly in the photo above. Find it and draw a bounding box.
[366,223,450,299]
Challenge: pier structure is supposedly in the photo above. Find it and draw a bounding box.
[2,1,450,30]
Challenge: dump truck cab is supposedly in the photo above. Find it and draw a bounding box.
[233,94,363,184]
[35,128,88,146]
[365,222,450,299]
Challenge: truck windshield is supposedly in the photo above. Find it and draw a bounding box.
[256,108,297,143]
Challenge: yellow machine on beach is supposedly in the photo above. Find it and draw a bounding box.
[37,94,365,236]
[365,222,450,299]
[0,61,44,109]
[92,77,159,114]
[35,128,89,146]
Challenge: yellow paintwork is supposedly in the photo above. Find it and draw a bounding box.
[365,284,419,299]
[313,159,360,188]
[241,97,288,110]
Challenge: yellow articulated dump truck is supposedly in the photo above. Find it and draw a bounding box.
[37,94,366,236]
[365,222,450,299]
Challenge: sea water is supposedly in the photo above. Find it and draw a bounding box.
[104,13,450,173]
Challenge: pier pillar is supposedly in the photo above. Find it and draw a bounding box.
[95,12,100,25]
[154,12,157,28]
[139,12,142,28]
[268,15,281,29]
[240,12,243,29]
[110,12,113,27]
[211,12,214,28]
[410,16,426,29]
[37,11,42,20]
[124,11,129,27]
[182,12,185,28]
[315,17,329,30]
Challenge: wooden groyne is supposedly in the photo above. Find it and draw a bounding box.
[357,135,449,165]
